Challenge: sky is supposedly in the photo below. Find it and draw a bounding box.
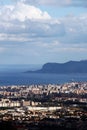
[0,0,87,64]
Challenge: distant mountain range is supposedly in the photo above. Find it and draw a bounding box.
[27,60,87,74]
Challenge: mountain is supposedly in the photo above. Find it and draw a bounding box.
[27,60,87,74]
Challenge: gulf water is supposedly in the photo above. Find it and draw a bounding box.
[0,65,87,86]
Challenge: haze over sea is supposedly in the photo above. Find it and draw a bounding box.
[0,65,87,86]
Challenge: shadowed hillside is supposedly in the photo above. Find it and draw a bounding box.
[27,60,87,74]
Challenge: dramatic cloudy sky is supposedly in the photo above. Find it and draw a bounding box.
[0,0,87,64]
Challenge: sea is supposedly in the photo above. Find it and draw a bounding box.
[0,65,87,86]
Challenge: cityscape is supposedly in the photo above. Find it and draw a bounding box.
[0,82,87,130]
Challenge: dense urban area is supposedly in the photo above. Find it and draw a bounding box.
[0,82,87,130]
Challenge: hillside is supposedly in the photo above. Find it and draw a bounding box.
[27,60,87,74]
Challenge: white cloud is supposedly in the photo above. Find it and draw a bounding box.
[0,1,65,42]
[0,2,51,22]
[59,14,87,44]
[0,1,87,52]
[11,2,51,21]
